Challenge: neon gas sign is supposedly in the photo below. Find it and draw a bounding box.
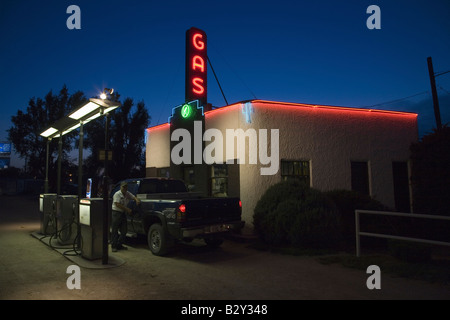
[186,27,207,106]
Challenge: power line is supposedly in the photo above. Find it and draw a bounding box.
[208,41,258,101]
[361,91,429,109]
[435,70,450,77]
[156,56,183,125]
[438,86,450,95]
[207,55,229,106]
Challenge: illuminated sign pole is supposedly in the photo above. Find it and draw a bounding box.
[186,27,207,107]
[167,28,209,192]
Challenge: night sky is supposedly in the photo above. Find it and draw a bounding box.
[1,0,449,167]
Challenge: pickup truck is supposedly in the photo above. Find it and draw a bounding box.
[110,177,244,255]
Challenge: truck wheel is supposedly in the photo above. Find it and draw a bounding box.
[204,238,224,248]
[148,224,171,256]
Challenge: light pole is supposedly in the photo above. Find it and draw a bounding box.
[45,139,50,193]
[78,121,84,200]
[100,88,114,265]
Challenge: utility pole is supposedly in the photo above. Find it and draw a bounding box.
[427,57,442,130]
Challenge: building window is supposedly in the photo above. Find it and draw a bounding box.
[210,164,228,197]
[281,160,310,185]
[351,161,370,196]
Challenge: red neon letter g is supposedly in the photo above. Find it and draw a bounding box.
[193,33,204,50]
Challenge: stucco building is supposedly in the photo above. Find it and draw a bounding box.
[145,99,418,229]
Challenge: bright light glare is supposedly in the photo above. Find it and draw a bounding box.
[62,123,81,136]
[100,93,107,100]
[69,102,100,120]
[83,112,102,123]
[40,127,58,137]
[103,105,119,114]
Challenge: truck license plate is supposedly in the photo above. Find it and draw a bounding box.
[206,224,224,233]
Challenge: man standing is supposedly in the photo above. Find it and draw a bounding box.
[111,181,140,252]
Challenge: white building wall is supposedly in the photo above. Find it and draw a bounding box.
[146,124,170,168]
[146,100,418,229]
[205,101,418,227]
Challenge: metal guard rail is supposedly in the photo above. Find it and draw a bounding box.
[355,210,450,257]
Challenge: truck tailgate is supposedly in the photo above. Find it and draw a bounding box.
[181,197,241,227]
[138,192,202,200]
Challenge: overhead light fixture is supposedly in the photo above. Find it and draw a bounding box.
[61,123,81,136]
[68,101,101,120]
[40,127,58,138]
[103,105,119,114]
[83,111,103,124]
[40,95,120,139]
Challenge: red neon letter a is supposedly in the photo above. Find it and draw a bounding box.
[192,55,205,73]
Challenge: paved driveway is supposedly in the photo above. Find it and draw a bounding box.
[1,194,450,303]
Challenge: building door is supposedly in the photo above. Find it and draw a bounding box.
[392,161,411,212]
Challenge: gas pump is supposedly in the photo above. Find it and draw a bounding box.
[38,194,57,235]
[79,198,105,260]
[56,195,78,245]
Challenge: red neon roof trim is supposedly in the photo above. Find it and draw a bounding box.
[146,99,417,131]
[147,123,170,132]
[204,102,241,116]
[204,99,417,118]
[252,100,417,117]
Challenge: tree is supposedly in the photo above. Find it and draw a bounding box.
[83,93,150,189]
[110,97,150,181]
[410,125,450,216]
[7,85,86,186]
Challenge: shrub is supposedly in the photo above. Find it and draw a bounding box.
[410,126,450,217]
[324,190,390,247]
[253,180,342,249]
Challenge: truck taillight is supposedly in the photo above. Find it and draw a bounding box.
[177,204,186,222]
[239,200,242,208]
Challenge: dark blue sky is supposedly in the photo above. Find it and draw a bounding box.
[1,0,449,167]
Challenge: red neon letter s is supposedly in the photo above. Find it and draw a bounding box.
[193,33,204,50]
[192,77,204,95]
